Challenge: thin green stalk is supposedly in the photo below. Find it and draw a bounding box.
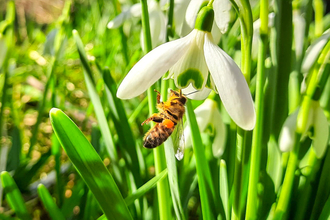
[245,0,268,217]
[112,0,129,64]
[273,133,301,220]
[270,0,292,138]
[186,100,223,219]
[232,0,253,218]
[313,0,324,37]
[294,149,320,220]
[140,0,171,219]
[166,0,174,40]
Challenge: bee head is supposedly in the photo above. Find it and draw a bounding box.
[169,89,187,105]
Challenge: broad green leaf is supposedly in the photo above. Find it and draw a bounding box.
[49,108,132,220]
[72,30,117,161]
[37,184,65,220]
[97,169,168,220]
[0,171,32,220]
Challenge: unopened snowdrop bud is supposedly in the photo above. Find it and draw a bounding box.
[302,31,330,73]
[279,101,329,158]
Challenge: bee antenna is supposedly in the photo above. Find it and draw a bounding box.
[183,90,199,97]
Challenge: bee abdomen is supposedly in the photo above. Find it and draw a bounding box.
[143,123,174,148]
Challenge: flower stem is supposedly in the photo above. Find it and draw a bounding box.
[140,1,171,219]
[245,0,268,217]
[231,0,253,218]
[186,100,224,219]
[313,0,324,37]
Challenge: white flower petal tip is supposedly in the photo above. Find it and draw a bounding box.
[213,0,231,34]
[182,84,212,100]
[204,33,256,130]
[116,33,193,99]
[279,110,298,152]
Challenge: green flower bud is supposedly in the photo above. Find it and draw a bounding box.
[195,6,214,32]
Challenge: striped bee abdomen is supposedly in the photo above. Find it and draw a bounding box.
[143,123,174,148]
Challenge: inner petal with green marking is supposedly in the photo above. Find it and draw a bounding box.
[176,68,205,89]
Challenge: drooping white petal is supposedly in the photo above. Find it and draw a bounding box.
[204,33,256,130]
[182,84,212,100]
[171,30,209,90]
[174,0,191,36]
[117,32,193,99]
[211,22,222,44]
[107,10,131,29]
[213,0,231,34]
[107,3,142,29]
[302,31,330,73]
[312,104,329,158]
[185,0,205,28]
[212,104,227,158]
[279,110,298,152]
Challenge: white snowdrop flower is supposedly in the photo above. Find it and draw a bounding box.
[279,101,329,158]
[184,99,227,157]
[107,1,166,49]
[301,30,330,73]
[117,5,256,130]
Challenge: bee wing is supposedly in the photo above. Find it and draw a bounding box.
[172,119,184,160]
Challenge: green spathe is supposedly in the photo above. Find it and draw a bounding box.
[195,6,214,32]
[177,68,205,89]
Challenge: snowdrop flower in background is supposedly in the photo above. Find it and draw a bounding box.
[293,11,306,59]
[117,5,256,130]
[301,30,330,73]
[184,99,227,158]
[107,0,167,50]
[279,101,329,158]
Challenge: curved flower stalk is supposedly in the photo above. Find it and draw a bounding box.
[117,5,255,130]
[107,1,166,50]
[184,99,227,157]
[301,30,330,73]
[279,100,329,158]
[183,0,231,42]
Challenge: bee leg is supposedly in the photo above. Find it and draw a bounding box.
[141,113,163,125]
[154,89,161,104]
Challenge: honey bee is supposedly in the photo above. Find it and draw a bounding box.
[141,89,186,154]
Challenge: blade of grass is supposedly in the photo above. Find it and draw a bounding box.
[72,30,117,161]
[220,160,229,220]
[50,108,132,220]
[97,168,168,220]
[0,171,32,220]
[102,68,142,186]
[37,184,65,220]
[164,138,185,220]
[186,100,225,219]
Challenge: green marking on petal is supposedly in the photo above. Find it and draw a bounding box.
[176,68,205,89]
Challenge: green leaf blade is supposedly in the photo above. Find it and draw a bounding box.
[49,108,132,220]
